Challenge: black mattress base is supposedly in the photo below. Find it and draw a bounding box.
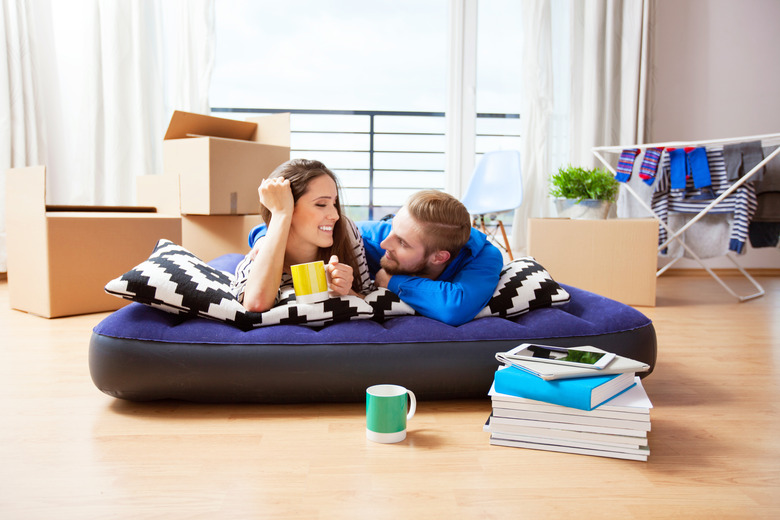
[90,324,656,403]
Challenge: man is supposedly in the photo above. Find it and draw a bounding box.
[358,190,504,326]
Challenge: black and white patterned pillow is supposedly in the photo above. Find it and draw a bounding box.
[246,285,376,328]
[473,257,570,320]
[106,241,567,329]
[104,239,256,329]
[105,240,378,330]
[364,287,418,321]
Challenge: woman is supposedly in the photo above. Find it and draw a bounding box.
[232,159,372,312]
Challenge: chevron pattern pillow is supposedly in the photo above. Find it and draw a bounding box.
[474,257,570,320]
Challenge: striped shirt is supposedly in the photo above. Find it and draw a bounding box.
[652,146,758,254]
[231,217,374,305]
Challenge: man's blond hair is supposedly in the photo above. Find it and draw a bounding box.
[404,190,471,257]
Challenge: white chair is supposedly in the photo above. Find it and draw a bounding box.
[460,150,523,260]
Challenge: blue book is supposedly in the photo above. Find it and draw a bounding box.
[493,365,637,411]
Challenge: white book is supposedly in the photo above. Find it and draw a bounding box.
[490,436,649,462]
[490,394,650,420]
[485,419,648,448]
[485,415,649,445]
[491,406,651,431]
[485,413,648,437]
[490,431,649,455]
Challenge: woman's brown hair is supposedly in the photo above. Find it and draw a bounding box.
[260,159,362,292]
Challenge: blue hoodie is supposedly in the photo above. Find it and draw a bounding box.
[247,219,504,326]
[358,220,504,326]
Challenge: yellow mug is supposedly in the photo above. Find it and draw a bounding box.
[290,260,329,304]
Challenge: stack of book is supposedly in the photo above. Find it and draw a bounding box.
[484,345,653,461]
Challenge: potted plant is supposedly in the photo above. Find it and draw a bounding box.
[549,165,619,219]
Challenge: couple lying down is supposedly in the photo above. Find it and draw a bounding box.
[231,158,504,327]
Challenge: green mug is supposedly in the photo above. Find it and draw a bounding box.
[366,384,416,443]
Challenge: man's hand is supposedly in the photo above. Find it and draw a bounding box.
[374,268,392,289]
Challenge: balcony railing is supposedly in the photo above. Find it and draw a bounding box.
[211,107,521,220]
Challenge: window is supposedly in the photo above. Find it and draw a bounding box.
[211,0,448,219]
[210,1,530,220]
[475,0,522,155]
[211,1,448,113]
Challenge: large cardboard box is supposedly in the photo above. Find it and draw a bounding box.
[163,111,290,215]
[181,215,262,262]
[136,174,261,261]
[6,166,182,318]
[527,218,659,307]
[136,171,180,215]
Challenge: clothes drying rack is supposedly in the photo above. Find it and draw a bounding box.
[593,132,780,302]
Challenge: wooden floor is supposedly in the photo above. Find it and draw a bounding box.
[1,274,779,519]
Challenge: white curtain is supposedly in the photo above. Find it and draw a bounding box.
[568,0,651,222]
[512,0,649,250]
[559,0,652,219]
[0,0,45,273]
[0,0,214,273]
[511,0,574,255]
[569,0,649,165]
[511,0,556,255]
[162,1,215,120]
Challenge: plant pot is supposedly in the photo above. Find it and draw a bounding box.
[554,198,612,220]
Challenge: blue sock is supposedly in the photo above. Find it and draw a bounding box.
[669,148,687,190]
[687,147,712,189]
[616,148,640,182]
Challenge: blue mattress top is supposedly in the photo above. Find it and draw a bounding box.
[94,281,651,346]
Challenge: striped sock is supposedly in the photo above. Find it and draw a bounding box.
[615,148,640,182]
[639,147,664,185]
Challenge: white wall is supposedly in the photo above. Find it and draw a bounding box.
[647,0,780,269]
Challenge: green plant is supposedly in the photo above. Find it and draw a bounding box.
[548,165,619,203]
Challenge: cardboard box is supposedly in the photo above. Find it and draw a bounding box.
[136,174,261,261]
[6,166,182,318]
[527,218,659,306]
[181,214,262,262]
[163,111,290,215]
[136,171,180,215]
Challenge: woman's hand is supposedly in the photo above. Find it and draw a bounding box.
[258,177,294,217]
[241,177,294,313]
[326,255,354,296]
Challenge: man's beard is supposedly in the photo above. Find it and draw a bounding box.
[380,253,431,277]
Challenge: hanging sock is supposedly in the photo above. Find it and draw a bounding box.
[741,141,766,183]
[638,147,664,185]
[685,147,715,200]
[724,141,765,183]
[669,148,688,190]
[615,148,641,182]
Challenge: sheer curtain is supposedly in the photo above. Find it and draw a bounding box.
[0,0,214,273]
[513,0,650,249]
[511,0,553,255]
[0,0,45,273]
[511,0,569,255]
[568,0,651,217]
[569,0,649,163]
